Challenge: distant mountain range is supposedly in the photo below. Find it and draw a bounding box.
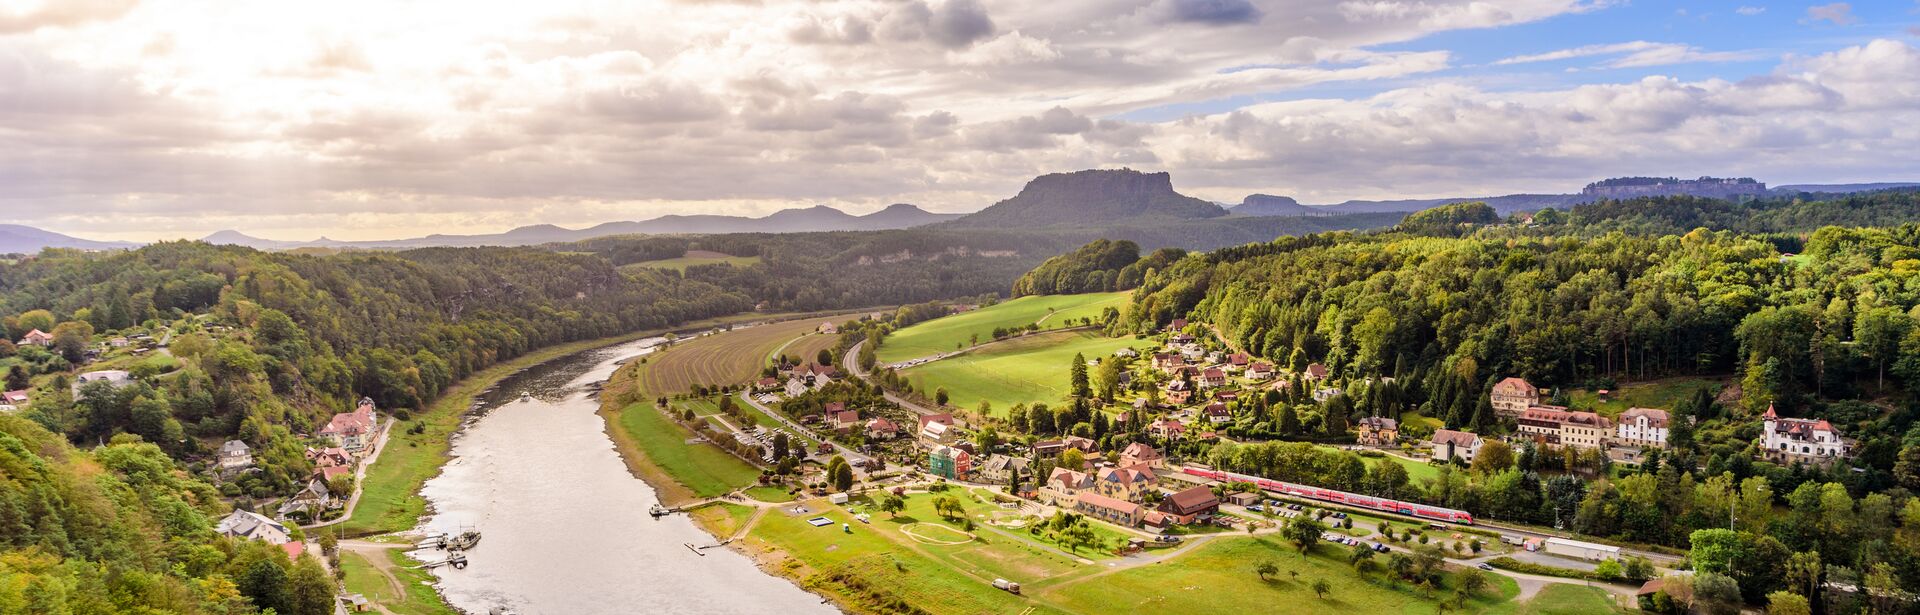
[7,174,1920,254]
[942,169,1227,228]
[0,224,139,253]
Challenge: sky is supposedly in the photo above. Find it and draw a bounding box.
[1,0,1918,242]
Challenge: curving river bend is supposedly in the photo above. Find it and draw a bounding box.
[416,336,839,615]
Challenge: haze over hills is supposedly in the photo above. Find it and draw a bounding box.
[1225,176,1920,218]
[941,169,1228,228]
[0,224,140,253]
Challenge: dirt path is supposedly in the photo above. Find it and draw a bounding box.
[340,540,407,615]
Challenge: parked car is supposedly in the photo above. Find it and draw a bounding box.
[1247,505,1264,512]
[1477,563,1494,571]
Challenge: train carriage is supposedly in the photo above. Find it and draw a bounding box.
[1183,467,1474,525]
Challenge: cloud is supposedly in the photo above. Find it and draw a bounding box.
[1163,0,1264,25]
[0,0,139,34]
[1735,6,1766,16]
[1494,41,1757,68]
[1804,3,1857,26]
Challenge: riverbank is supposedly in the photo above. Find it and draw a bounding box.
[338,309,816,538]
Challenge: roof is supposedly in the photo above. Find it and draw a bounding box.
[215,510,288,541]
[1075,491,1142,515]
[824,401,846,413]
[0,390,25,403]
[1494,377,1537,395]
[280,541,305,560]
[1048,467,1092,489]
[1358,416,1398,431]
[1204,403,1230,417]
[1099,463,1156,486]
[919,413,954,430]
[1304,363,1328,378]
[320,401,376,436]
[1162,486,1219,513]
[1545,537,1620,553]
[1432,429,1480,447]
[866,417,898,431]
[833,410,860,425]
[220,440,251,455]
[1619,407,1670,426]
[1636,580,1665,596]
[1202,367,1225,379]
[1121,442,1161,460]
[318,465,352,481]
[1229,352,1250,365]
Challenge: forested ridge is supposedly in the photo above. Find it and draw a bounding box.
[0,241,753,613]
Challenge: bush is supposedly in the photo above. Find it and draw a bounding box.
[1486,557,1600,581]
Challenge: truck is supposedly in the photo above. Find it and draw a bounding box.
[992,579,1021,595]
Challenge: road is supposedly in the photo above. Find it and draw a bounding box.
[843,339,944,418]
[737,390,870,464]
[304,420,395,530]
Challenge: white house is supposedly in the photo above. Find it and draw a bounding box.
[1615,408,1670,448]
[1760,404,1851,464]
[1431,429,1481,462]
[215,510,292,545]
[218,440,254,471]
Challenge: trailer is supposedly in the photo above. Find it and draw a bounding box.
[993,579,1021,595]
[1182,467,1475,525]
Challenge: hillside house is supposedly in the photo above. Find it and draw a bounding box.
[865,417,899,440]
[784,377,808,397]
[978,454,1029,484]
[919,413,956,444]
[1040,467,1094,506]
[1302,363,1328,381]
[1355,416,1399,446]
[17,329,51,347]
[1432,429,1482,462]
[928,445,972,480]
[1199,368,1226,388]
[1203,402,1232,425]
[1616,408,1671,448]
[1152,352,1185,371]
[1247,362,1274,380]
[1119,442,1163,468]
[1157,486,1220,525]
[1227,352,1251,371]
[1760,404,1851,464]
[755,377,780,391]
[1167,319,1187,331]
[831,409,861,432]
[2,390,27,405]
[1490,377,1539,418]
[1074,492,1144,527]
[218,440,253,472]
[319,399,379,453]
[1149,419,1186,440]
[307,447,352,469]
[1517,407,1610,450]
[277,478,334,517]
[215,510,291,545]
[1162,379,1191,405]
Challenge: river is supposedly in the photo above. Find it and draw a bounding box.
[416,336,840,615]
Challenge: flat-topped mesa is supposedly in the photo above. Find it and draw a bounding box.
[1582,176,1767,199]
[947,168,1228,227]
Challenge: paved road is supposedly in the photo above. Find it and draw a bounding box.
[304,420,395,530]
[843,339,944,418]
[737,390,869,464]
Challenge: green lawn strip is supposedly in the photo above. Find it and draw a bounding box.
[1482,583,1623,615]
[895,489,1126,561]
[902,330,1144,414]
[1038,536,1520,614]
[876,292,1131,363]
[619,254,761,273]
[688,502,758,538]
[338,549,459,615]
[747,497,1074,615]
[613,402,761,498]
[678,397,724,416]
[735,399,820,446]
[746,485,797,503]
[1567,376,1726,417]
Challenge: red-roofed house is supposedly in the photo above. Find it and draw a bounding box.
[1040,467,1094,506]
[1074,491,1144,527]
[1157,486,1220,525]
[1119,442,1163,468]
[1302,363,1329,381]
[1490,377,1540,417]
[1247,362,1274,380]
[17,329,51,347]
[1149,419,1186,440]
[1203,402,1232,424]
[1,390,27,405]
[319,399,379,454]
[1094,463,1157,502]
[1761,404,1851,463]
[866,417,899,440]
[1199,367,1226,388]
[832,409,861,432]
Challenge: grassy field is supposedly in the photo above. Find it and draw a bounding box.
[635,316,843,398]
[1568,376,1726,417]
[620,250,762,272]
[688,502,759,538]
[1485,584,1623,615]
[776,332,841,368]
[876,292,1131,363]
[1038,536,1520,614]
[340,311,793,536]
[612,401,762,501]
[338,549,459,615]
[902,330,1146,414]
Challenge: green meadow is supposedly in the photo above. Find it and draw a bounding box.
[876,292,1131,363]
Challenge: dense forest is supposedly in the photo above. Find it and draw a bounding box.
[1009,239,1185,296]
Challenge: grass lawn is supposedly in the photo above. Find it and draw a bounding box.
[747,485,797,502]
[620,251,761,272]
[774,331,840,368]
[688,502,758,537]
[1485,584,1624,615]
[611,402,762,500]
[1567,376,1726,417]
[1399,411,1444,432]
[876,292,1131,363]
[338,549,459,615]
[1038,536,1520,614]
[902,330,1145,414]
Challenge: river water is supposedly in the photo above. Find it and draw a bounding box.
[417,337,840,615]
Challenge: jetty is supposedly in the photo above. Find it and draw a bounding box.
[411,552,469,570]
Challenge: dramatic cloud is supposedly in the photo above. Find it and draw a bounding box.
[0,0,1911,241]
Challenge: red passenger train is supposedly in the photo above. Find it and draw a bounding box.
[1182,467,1475,525]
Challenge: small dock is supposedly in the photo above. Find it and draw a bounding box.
[410,552,469,570]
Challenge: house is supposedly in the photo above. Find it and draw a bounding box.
[281,541,306,560]
[1152,352,1185,371]
[818,322,838,335]
[1302,363,1329,381]
[977,454,1030,484]
[929,445,972,480]
[1517,407,1610,450]
[1113,347,1138,358]
[865,417,899,440]
[1202,402,1232,425]
[215,510,291,545]
[17,329,52,347]
[1167,318,1187,331]
[1149,419,1186,440]
[1040,467,1094,506]
[831,409,861,432]
[1093,463,1157,502]
[108,336,129,348]
[1199,368,1226,388]
[307,447,352,469]
[1355,416,1399,446]
[317,465,352,482]
[1031,435,1097,460]
[919,413,956,443]
[278,478,334,517]
[1,390,27,405]
[1119,442,1163,468]
[1247,362,1274,380]
[806,363,842,379]
[1213,390,1239,402]
[71,370,133,398]
[1227,352,1251,370]
[218,440,254,471]
[1490,377,1539,418]
[1171,333,1196,345]
[1431,429,1481,462]
[1157,486,1220,525]
[755,377,781,391]
[784,377,809,398]
[1074,491,1144,527]
[1162,379,1191,405]
[1616,408,1671,448]
[1312,386,1344,402]
[1760,404,1851,464]
[319,399,379,453]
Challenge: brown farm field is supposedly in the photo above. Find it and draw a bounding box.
[635,316,843,397]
